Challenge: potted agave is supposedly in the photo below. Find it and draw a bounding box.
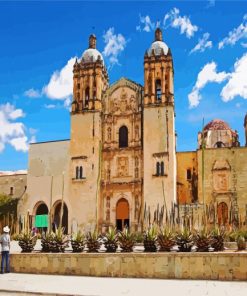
[18,231,37,253]
[211,227,225,251]
[157,227,175,252]
[71,231,85,253]
[176,228,194,252]
[103,227,118,252]
[85,229,101,252]
[50,227,70,253]
[118,227,135,252]
[195,228,211,252]
[143,225,157,252]
[41,231,55,252]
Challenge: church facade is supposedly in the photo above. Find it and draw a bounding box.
[1,29,247,233]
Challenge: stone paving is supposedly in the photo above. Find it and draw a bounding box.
[0,273,247,296]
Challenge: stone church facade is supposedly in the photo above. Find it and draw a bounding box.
[1,29,247,233]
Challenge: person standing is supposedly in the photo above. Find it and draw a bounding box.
[0,226,10,274]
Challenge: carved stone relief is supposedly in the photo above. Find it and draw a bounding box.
[117,157,129,177]
[213,172,229,191]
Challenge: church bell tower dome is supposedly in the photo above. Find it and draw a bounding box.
[81,34,104,64]
[147,28,169,56]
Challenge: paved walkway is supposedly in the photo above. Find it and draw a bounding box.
[0,273,247,296]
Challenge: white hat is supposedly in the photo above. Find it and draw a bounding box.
[3,226,10,233]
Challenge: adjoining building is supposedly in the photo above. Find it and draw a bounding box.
[0,29,246,233]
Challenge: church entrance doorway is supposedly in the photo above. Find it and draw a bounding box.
[217,202,228,225]
[52,202,68,234]
[116,198,129,231]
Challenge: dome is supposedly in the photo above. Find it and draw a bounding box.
[81,34,104,64]
[148,41,169,56]
[147,28,169,56]
[81,48,104,64]
[204,119,231,131]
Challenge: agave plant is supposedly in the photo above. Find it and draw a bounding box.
[210,227,225,251]
[103,227,118,252]
[118,227,135,252]
[195,228,211,252]
[50,227,70,253]
[176,228,194,252]
[18,231,37,253]
[85,229,101,252]
[71,231,85,253]
[41,231,55,252]
[157,227,175,252]
[143,225,157,252]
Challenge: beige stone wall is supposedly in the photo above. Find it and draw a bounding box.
[0,174,27,199]
[18,140,70,230]
[69,111,102,231]
[197,147,247,223]
[10,252,247,281]
[143,105,176,220]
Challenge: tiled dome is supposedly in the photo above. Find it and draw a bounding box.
[204,119,231,131]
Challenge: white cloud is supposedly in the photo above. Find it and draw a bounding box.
[9,136,29,152]
[103,28,127,66]
[0,103,30,152]
[136,15,156,32]
[241,42,247,48]
[188,62,229,108]
[218,14,247,49]
[24,88,42,98]
[43,57,76,99]
[190,33,212,54]
[44,104,57,109]
[221,53,247,101]
[63,97,72,111]
[164,7,198,38]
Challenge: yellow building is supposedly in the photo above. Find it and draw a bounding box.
[1,29,246,233]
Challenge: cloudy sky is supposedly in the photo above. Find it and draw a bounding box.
[0,1,247,170]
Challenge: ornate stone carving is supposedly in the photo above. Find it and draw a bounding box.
[117,157,129,177]
[107,127,111,141]
[120,88,128,113]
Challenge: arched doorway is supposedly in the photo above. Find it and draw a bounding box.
[217,202,228,225]
[36,203,48,215]
[52,202,68,234]
[116,198,129,231]
[33,202,49,233]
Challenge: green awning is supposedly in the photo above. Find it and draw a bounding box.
[35,214,48,227]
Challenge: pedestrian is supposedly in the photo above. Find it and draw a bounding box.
[0,225,11,274]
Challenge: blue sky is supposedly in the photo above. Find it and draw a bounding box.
[0,1,247,171]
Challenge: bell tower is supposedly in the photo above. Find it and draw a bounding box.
[69,34,108,230]
[72,34,108,112]
[143,28,176,220]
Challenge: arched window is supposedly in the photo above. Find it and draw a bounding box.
[119,126,128,148]
[161,161,164,176]
[215,141,225,148]
[155,79,162,101]
[156,162,160,176]
[85,87,90,107]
